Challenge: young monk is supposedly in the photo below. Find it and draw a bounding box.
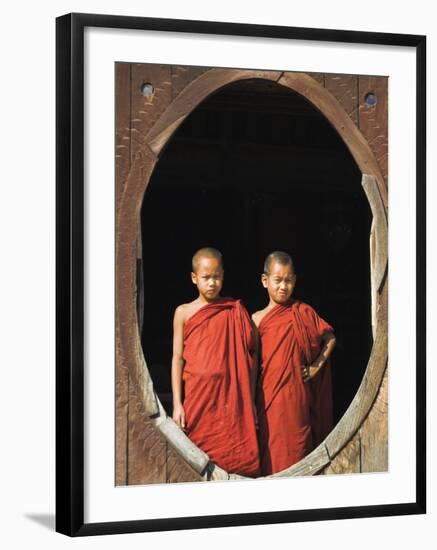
[171,247,260,478]
[253,251,336,476]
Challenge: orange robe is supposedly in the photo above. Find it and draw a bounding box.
[256,300,334,475]
[182,298,260,477]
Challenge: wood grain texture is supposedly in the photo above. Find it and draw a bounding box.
[207,464,246,481]
[117,146,159,418]
[166,444,203,483]
[165,445,204,483]
[308,73,325,86]
[115,63,131,206]
[360,367,388,472]
[362,174,388,334]
[127,376,167,485]
[323,432,361,475]
[273,443,331,477]
[171,65,209,99]
[147,69,282,156]
[208,464,230,481]
[325,74,359,125]
[115,336,129,486]
[324,279,387,460]
[153,400,210,474]
[359,76,388,188]
[370,219,377,337]
[115,63,131,486]
[130,64,173,163]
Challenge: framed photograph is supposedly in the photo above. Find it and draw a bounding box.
[56,12,426,536]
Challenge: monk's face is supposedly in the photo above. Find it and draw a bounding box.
[262,261,296,304]
[191,256,224,301]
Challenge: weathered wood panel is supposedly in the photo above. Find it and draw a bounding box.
[274,444,331,477]
[171,65,209,99]
[359,76,388,188]
[321,367,388,475]
[130,64,173,162]
[362,173,388,337]
[127,377,166,484]
[360,367,388,472]
[325,74,359,125]
[310,73,324,86]
[354,74,388,473]
[166,445,203,483]
[115,343,129,486]
[153,400,210,475]
[117,145,159,418]
[147,69,282,156]
[115,63,131,204]
[324,279,387,459]
[323,432,361,475]
[115,63,131,486]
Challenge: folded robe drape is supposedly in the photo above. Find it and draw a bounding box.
[182,297,260,477]
[256,300,334,476]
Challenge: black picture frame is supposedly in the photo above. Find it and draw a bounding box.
[56,12,426,537]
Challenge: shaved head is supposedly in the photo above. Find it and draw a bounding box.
[263,251,294,275]
[192,247,223,273]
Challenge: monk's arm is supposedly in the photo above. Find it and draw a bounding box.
[303,331,336,382]
[171,307,186,429]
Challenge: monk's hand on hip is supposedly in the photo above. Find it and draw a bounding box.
[301,364,318,383]
[172,403,187,430]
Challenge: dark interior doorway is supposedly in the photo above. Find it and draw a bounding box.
[140,78,373,427]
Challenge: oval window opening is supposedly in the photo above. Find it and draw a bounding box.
[139,78,372,476]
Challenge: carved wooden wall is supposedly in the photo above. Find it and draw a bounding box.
[115,64,388,485]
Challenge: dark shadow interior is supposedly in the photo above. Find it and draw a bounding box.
[140,78,373,427]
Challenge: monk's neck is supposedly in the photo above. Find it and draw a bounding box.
[197,294,223,305]
[267,297,295,309]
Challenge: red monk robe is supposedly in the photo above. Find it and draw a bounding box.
[182,297,260,477]
[256,300,334,475]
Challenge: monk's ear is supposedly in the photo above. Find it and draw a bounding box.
[261,273,268,288]
[191,271,197,285]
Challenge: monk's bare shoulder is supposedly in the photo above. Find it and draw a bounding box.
[174,303,192,323]
[175,300,204,324]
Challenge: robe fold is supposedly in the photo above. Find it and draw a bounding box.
[183,297,260,477]
[256,300,334,475]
